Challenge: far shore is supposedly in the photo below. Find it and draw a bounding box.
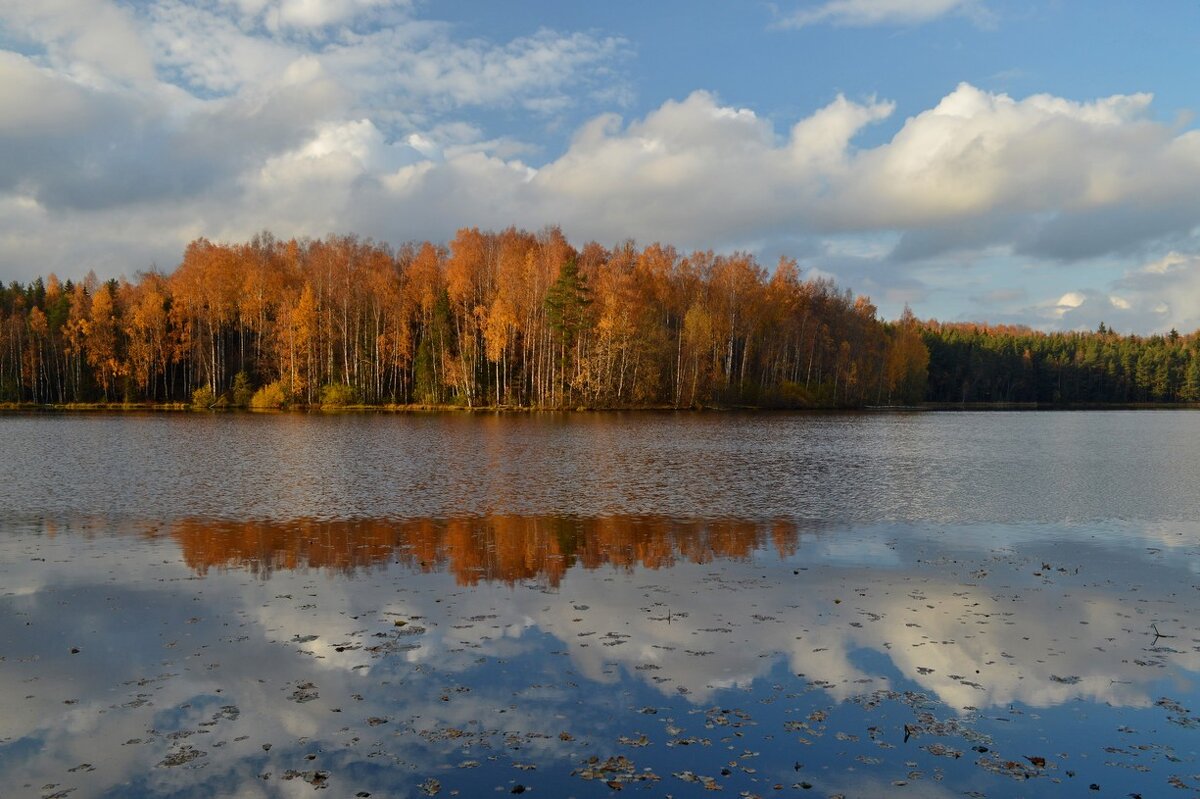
[2,401,1198,414]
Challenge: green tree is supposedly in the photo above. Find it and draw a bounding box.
[545,257,591,405]
[231,371,254,407]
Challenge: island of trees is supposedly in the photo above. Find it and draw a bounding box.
[1,226,1197,409]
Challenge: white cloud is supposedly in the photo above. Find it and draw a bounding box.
[140,1,627,113]
[842,84,1163,227]
[1056,291,1086,309]
[483,84,1200,260]
[212,0,410,31]
[150,0,302,93]
[777,0,990,29]
[0,0,156,84]
[790,93,895,167]
[266,0,404,30]
[3,68,1199,269]
[1141,251,1191,275]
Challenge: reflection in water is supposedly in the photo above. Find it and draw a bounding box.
[169,515,801,583]
[3,515,1200,798]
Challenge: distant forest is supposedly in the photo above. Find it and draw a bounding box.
[0,227,1197,409]
[924,320,1200,404]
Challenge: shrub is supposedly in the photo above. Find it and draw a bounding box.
[250,381,288,409]
[191,385,216,409]
[761,380,813,409]
[320,383,356,407]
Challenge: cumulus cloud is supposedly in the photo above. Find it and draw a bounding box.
[844,84,1174,228]
[777,0,991,29]
[4,73,1199,267]
[367,83,1200,261]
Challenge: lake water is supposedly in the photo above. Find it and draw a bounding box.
[2,411,1199,798]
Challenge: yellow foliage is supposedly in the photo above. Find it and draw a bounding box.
[250,381,288,409]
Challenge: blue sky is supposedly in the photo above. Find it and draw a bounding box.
[3,1,1200,332]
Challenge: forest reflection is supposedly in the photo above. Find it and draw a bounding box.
[167,515,804,583]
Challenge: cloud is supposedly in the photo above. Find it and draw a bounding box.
[385,83,1200,261]
[992,250,1200,333]
[0,0,629,267]
[1015,199,1200,261]
[3,2,1200,333]
[212,0,411,31]
[141,1,628,111]
[324,25,629,114]
[149,0,303,93]
[1045,252,1200,333]
[0,0,156,84]
[889,216,1026,262]
[840,84,1166,227]
[0,46,345,212]
[264,0,407,30]
[4,75,1199,274]
[1054,290,1086,312]
[776,0,991,29]
[0,50,112,135]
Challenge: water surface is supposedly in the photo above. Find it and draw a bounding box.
[3,410,1199,523]
[2,411,1199,798]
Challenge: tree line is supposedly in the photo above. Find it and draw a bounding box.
[923,321,1200,404]
[3,226,1195,409]
[0,228,928,409]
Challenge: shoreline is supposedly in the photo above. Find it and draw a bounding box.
[1,401,1197,414]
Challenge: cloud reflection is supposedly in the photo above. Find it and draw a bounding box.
[2,515,1198,797]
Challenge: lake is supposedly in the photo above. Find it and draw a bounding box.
[2,411,1199,798]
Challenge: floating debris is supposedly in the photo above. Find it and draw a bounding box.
[158,746,206,768]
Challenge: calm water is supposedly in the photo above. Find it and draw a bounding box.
[2,411,1200,798]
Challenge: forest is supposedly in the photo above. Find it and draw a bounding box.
[923,321,1200,404]
[0,226,1196,409]
[0,228,927,409]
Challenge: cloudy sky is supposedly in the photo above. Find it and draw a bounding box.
[2,0,1199,332]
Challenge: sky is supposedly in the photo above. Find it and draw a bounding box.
[2,0,1200,333]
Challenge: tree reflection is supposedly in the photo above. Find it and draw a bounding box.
[168,515,801,584]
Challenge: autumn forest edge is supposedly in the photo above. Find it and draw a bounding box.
[2,226,1198,410]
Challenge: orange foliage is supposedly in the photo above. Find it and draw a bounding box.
[0,227,913,408]
[167,516,802,587]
